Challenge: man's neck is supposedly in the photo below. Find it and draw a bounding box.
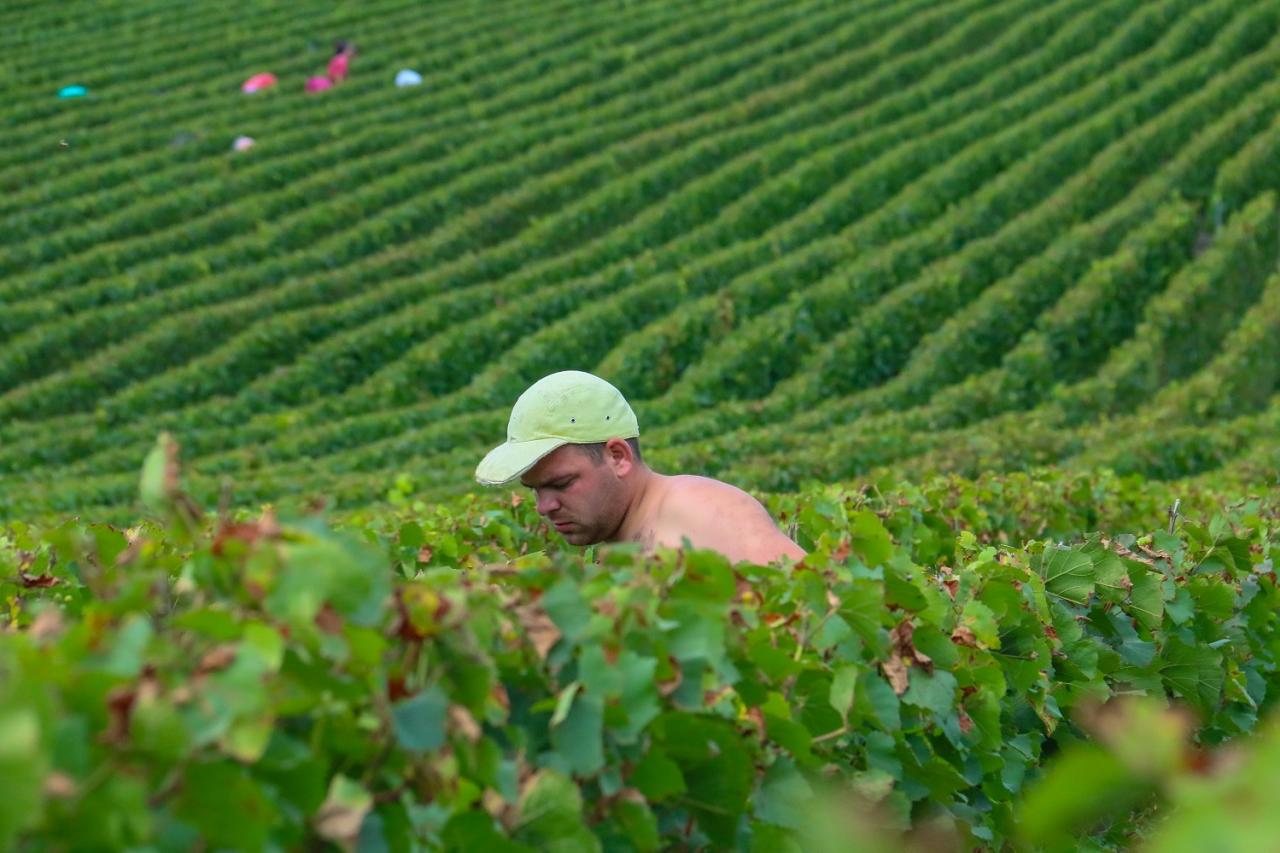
[610,466,663,545]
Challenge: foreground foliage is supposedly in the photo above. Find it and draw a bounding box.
[1,441,1276,850]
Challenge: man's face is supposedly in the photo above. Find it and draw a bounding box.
[520,445,626,546]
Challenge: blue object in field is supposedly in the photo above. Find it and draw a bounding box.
[58,85,88,98]
[395,69,423,88]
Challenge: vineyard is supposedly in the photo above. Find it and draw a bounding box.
[3,0,1280,848]
[0,0,1277,520]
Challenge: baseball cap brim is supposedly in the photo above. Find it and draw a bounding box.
[475,436,569,486]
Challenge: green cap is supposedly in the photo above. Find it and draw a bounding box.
[475,371,640,486]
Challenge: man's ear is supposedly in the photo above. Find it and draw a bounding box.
[604,437,635,476]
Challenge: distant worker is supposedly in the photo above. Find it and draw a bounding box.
[328,40,356,83]
[475,371,807,566]
[241,72,277,94]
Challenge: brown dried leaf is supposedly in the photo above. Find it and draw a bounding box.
[18,571,59,589]
[482,788,505,817]
[43,772,77,799]
[29,608,65,642]
[313,783,372,851]
[197,645,237,674]
[491,684,511,715]
[882,656,909,697]
[417,545,434,564]
[449,705,482,743]
[1138,543,1172,561]
[114,538,143,568]
[890,620,932,668]
[137,676,160,704]
[514,603,561,660]
[658,655,683,697]
[882,619,932,696]
[950,626,978,648]
[483,789,518,829]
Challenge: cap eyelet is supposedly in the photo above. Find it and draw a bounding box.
[570,418,575,423]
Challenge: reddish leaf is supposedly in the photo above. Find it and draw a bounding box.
[211,509,280,557]
[315,603,343,635]
[102,684,137,745]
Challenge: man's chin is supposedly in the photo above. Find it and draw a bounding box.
[557,528,595,546]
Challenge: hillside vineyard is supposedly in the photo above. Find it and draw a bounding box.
[2,0,1278,521]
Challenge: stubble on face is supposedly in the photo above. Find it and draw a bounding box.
[523,446,627,546]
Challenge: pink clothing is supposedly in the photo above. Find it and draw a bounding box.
[305,75,333,93]
[328,52,350,83]
[241,72,277,93]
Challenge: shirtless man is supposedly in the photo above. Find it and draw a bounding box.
[475,371,806,565]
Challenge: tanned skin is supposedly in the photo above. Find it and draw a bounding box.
[519,438,806,566]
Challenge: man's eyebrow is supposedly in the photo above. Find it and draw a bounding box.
[522,474,571,489]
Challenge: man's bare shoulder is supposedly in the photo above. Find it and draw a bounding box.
[663,474,765,512]
[652,475,804,564]
[660,473,778,535]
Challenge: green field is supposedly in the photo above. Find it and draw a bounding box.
[4,1,1280,848]
[3,0,1278,522]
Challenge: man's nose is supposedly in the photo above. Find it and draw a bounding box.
[535,490,559,515]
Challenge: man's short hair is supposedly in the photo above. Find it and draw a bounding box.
[578,437,642,465]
